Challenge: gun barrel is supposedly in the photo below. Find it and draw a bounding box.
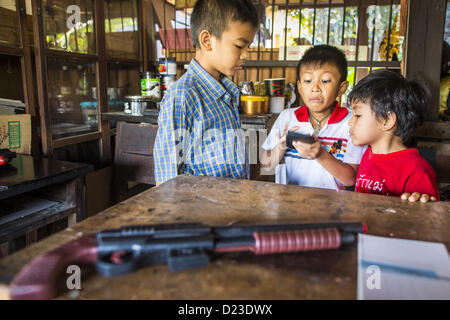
[215,224,362,254]
[213,221,365,238]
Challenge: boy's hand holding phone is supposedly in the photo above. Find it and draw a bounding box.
[276,123,300,153]
[292,139,322,159]
[287,131,322,159]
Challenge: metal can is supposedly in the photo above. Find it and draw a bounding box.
[124,95,154,116]
[160,74,176,97]
[158,57,177,76]
[240,81,254,95]
[140,72,161,101]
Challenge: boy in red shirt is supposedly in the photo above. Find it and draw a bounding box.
[348,70,440,202]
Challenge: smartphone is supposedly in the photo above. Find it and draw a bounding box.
[286,131,315,148]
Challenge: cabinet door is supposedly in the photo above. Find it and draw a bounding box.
[104,0,139,59]
[47,57,99,139]
[43,0,96,54]
[0,55,24,103]
[0,0,20,46]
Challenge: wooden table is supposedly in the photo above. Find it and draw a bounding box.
[0,175,449,299]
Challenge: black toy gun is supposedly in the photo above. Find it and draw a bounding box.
[9,221,366,299]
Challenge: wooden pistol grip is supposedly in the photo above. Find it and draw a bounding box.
[9,234,98,300]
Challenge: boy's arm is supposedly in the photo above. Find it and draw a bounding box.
[261,146,286,172]
[154,91,188,184]
[315,145,358,186]
[292,141,358,186]
[316,151,358,186]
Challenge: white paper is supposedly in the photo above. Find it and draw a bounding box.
[358,234,450,300]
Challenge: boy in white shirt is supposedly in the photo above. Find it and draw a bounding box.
[261,45,365,190]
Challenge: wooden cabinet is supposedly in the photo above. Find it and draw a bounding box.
[31,0,147,161]
[0,154,93,256]
[0,0,36,154]
[0,0,151,164]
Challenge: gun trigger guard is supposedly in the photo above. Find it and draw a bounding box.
[97,251,138,277]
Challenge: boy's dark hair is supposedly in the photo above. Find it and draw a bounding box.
[296,45,348,83]
[348,70,430,143]
[190,0,258,48]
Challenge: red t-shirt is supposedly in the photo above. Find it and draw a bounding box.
[355,147,440,200]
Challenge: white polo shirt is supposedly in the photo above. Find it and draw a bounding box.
[262,102,366,190]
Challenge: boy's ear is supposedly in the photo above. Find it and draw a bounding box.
[338,81,349,96]
[198,30,213,51]
[381,111,397,131]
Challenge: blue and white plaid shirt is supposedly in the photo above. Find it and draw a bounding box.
[154,58,246,183]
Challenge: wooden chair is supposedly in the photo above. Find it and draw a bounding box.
[113,122,158,203]
[113,122,253,202]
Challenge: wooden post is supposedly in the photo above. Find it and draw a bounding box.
[152,0,175,30]
[0,242,8,258]
[404,0,446,121]
[68,214,77,227]
[17,0,39,156]
[141,0,148,71]
[147,0,157,66]
[25,230,37,246]
[66,177,86,223]
[32,0,53,157]
[95,0,112,163]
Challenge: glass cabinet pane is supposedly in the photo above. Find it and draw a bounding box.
[43,0,96,54]
[104,0,139,59]
[367,4,404,62]
[47,57,98,139]
[0,0,20,46]
[107,63,140,112]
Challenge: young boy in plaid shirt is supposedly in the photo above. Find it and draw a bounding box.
[154,0,258,185]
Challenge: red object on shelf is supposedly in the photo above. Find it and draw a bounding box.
[0,149,16,166]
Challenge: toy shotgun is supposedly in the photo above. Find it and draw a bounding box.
[9,221,366,300]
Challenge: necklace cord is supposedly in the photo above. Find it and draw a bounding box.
[309,103,336,127]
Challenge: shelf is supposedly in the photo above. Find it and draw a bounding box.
[0,199,76,243]
[102,110,276,129]
[45,49,98,61]
[175,60,402,68]
[52,131,103,149]
[0,45,23,57]
[52,122,95,135]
